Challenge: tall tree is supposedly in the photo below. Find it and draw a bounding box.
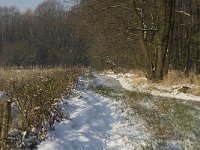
[132,0,176,80]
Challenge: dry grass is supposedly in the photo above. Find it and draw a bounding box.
[130,70,149,87]
[133,76,148,87]
[0,67,84,149]
[160,71,200,96]
[94,87,200,149]
[129,70,200,96]
[160,70,193,86]
[194,77,200,96]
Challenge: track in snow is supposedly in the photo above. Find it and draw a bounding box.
[38,75,149,150]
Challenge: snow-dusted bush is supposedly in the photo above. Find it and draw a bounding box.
[0,67,84,149]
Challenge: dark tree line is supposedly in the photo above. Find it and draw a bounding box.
[172,0,200,76]
[67,0,200,80]
[0,0,199,80]
[0,0,89,67]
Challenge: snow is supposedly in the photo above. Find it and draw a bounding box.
[38,75,150,150]
[37,71,200,150]
[0,92,9,101]
[89,73,105,88]
[102,72,134,91]
[103,71,200,102]
[148,88,200,101]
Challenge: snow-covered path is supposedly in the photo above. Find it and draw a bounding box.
[38,75,149,150]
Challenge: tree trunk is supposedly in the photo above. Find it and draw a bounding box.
[153,0,176,80]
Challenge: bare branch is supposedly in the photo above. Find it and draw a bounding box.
[127,27,157,32]
[101,5,131,10]
[175,10,191,16]
[102,5,121,10]
[174,22,200,26]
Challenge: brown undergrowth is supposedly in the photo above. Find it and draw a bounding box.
[0,67,84,149]
[130,70,200,96]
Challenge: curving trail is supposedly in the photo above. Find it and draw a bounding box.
[38,75,149,150]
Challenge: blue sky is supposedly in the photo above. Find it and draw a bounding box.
[0,0,44,11]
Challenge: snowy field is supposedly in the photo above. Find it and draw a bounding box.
[38,75,150,150]
[103,71,200,102]
[38,72,200,149]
